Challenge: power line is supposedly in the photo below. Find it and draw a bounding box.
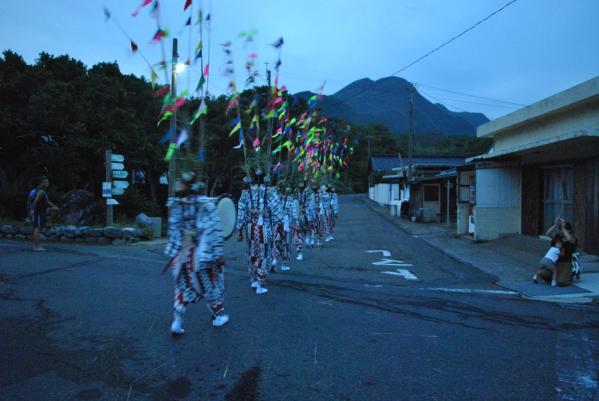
[389,0,518,77]
[336,0,519,105]
[413,82,525,106]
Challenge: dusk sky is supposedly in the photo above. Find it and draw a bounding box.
[2,0,598,119]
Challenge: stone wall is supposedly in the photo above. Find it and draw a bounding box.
[0,224,153,245]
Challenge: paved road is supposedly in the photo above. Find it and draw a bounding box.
[1,195,598,401]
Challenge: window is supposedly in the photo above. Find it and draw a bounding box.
[543,167,573,232]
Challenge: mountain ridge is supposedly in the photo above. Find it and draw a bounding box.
[294,77,489,136]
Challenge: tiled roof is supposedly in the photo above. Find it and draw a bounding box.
[370,156,402,172]
[371,155,465,172]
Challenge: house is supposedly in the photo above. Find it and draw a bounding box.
[393,156,466,222]
[467,76,599,254]
[368,155,403,205]
[368,155,466,219]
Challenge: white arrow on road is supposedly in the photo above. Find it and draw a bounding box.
[382,269,418,280]
[367,250,391,257]
[372,258,412,267]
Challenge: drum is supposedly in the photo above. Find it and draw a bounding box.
[216,195,237,239]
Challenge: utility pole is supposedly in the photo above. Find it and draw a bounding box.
[105,150,113,226]
[265,62,271,87]
[167,38,178,198]
[408,91,414,183]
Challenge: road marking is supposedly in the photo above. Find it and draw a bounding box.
[382,269,418,280]
[366,250,391,257]
[422,288,518,295]
[555,331,598,401]
[372,258,412,267]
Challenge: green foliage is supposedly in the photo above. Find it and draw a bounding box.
[118,187,161,219]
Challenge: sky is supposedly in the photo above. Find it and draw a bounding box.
[1,0,598,119]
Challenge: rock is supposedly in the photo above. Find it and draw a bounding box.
[135,226,153,240]
[135,213,153,227]
[79,226,91,237]
[85,237,98,244]
[89,228,104,237]
[39,234,48,241]
[1,225,15,235]
[6,234,14,239]
[18,225,33,235]
[123,227,137,239]
[15,234,26,240]
[64,225,79,238]
[59,189,103,225]
[112,239,126,246]
[97,237,111,245]
[104,227,124,239]
[128,237,139,244]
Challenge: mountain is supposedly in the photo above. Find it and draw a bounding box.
[295,77,489,136]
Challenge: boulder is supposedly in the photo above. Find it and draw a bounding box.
[59,190,102,225]
[135,213,153,227]
[103,227,124,239]
[18,225,33,235]
[89,228,104,237]
[85,237,98,244]
[1,225,15,235]
[15,234,26,240]
[63,225,79,238]
[97,237,111,245]
[135,226,153,240]
[112,239,126,246]
[123,227,138,239]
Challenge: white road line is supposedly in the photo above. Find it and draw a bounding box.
[555,331,598,401]
[372,258,412,267]
[366,250,391,257]
[382,269,418,280]
[422,288,518,295]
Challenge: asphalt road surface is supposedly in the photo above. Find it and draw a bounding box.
[1,195,598,401]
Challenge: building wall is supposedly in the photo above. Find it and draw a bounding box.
[492,100,599,154]
[474,207,522,241]
[474,166,522,240]
[574,157,599,254]
[457,204,469,235]
[521,166,542,236]
[372,183,399,205]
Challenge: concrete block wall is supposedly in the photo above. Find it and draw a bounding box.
[474,207,521,241]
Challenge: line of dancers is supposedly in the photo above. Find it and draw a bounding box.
[163,169,339,334]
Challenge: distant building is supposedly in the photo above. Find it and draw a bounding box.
[467,76,599,254]
[368,155,466,222]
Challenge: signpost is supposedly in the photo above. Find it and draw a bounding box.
[104,150,129,226]
[113,170,128,179]
[113,180,129,189]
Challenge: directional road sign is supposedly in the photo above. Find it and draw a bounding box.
[113,180,129,189]
[106,198,120,205]
[111,154,124,163]
[113,170,128,179]
[112,188,125,196]
[111,162,124,171]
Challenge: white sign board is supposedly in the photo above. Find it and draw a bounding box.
[111,154,124,163]
[113,180,129,189]
[106,198,119,205]
[111,162,124,171]
[102,182,112,198]
[113,170,128,179]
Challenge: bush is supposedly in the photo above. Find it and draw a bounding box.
[117,187,161,219]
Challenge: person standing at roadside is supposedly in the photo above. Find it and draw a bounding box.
[28,176,59,251]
